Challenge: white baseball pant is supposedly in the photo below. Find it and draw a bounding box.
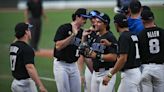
[140,64,164,92]
[118,67,141,92]
[11,78,37,92]
[91,69,116,92]
[53,59,81,92]
[84,67,92,92]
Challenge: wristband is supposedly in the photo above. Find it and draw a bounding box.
[96,53,101,60]
[107,72,112,78]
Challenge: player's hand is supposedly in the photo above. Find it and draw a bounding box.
[102,75,111,86]
[100,39,111,46]
[82,29,92,37]
[39,86,48,92]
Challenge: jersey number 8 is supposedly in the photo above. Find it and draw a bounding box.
[149,38,160,54]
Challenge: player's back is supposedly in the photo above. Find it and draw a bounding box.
[10,41,34,80]
[139,27,164,64]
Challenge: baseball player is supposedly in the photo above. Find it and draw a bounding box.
[53,8,90,92]
[102,14,141,92]
[139,10,164,92]
[83,10,101,92]
[9,22,47,92]
[80,13,117,92]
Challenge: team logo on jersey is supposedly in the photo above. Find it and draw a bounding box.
[91,43,106,53]
[71,37,81,46]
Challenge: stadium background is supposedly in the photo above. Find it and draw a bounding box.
[0,0,164,92]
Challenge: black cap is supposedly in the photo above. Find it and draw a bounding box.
[88,10,100,18]
[119,5,129,14]
[141,10,154,20]
[74,8,90,18]
[95,13,110,24]
[15,22,32,39]
[142,5,151,12]
[114,14,128,27]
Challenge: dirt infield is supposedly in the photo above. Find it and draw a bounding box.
[35,49,53,58]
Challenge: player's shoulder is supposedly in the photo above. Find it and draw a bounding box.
[105,31,117,42]
[58,23,72,31]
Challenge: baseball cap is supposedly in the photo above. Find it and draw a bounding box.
[119,5,129,14]
[15,22,33,38]
[95,13,110,24]
[142,5,151,12]
[114,14,128,27]
[88,10,100,18]
[141,10,154,20]
[74,8,90,18]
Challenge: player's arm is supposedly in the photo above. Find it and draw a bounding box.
[77,55,93,73]
[102,54,127,85]
[77,55,85,76]
[26,64,47,92]
[89,51,117,62]
[55,32,76,51]
[110,54,127,74]
[55,24,78,51]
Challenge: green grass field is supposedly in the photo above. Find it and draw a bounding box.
[0,7,163,92]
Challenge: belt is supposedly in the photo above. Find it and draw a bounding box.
[57,58,75,64]
[121,66,139,72]
[15,77,30,80]
[94,67,109,72]
[142,62,164,64]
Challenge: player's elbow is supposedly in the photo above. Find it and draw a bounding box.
[25,64,35,71]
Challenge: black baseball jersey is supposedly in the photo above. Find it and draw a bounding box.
[138,27,164,64]
[9,41,35,80]
[88,31,118,71]
[54,23,83,63]
[118,31,141,71]
[27,0,43,18]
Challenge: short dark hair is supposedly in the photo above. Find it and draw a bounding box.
[15,22,32,39]
[129,0,141,14]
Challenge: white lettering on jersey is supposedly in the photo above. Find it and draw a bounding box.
[147,31,159,38]
[10,46,19,71]
[10,46,19,53]
[131,35,140,59]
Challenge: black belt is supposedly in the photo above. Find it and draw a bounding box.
[94,67,109,72]
[142,62,164,64]
[57,58,75,64]
[15,77,29,80]
[121,66,139,72]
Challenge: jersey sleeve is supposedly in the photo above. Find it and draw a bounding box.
[23,46,35,65]
[118,33,129,54]
[54,24,70,42]
[106,34,118,53]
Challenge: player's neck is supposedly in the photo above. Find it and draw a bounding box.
[71,21,80,30]
[130,13,141,19]
[119,28,129,32]
[99,29,107,36]
[144,22,156,28]
[18,37,29,44]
